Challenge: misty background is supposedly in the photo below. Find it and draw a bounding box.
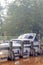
[0,0,43,40]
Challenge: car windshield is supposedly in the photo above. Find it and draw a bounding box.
[18,35,24,39]
[24,35,33,39]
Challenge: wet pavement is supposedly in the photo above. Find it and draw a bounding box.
[0,56,43,65]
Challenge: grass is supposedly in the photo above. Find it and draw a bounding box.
[0,36,18,41]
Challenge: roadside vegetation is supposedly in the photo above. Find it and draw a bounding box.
[0,0,43,40]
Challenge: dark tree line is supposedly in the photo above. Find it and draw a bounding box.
[1,0,43,37]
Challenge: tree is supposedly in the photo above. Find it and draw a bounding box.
[32,22,41,34]
[2,0,43,36]
[0,4,4,35]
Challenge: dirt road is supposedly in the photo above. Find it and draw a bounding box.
[0,56,43,65]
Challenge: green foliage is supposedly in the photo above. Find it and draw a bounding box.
[0,4,4,36]
[2,0,43,36]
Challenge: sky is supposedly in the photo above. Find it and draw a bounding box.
[0,0,15,16]
[0,0,15,7]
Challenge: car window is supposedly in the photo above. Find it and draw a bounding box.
[24,35,33,39]
[34,35,39,41]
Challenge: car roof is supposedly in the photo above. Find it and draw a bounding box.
[18,33,36,41]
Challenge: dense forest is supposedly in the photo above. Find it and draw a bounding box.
[0,0,43,37]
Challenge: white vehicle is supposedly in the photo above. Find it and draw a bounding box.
[18,33,36,41]
[10,39,31,59]
[10,39,21,60]
[0,42,10,62]
[40,43,43,55]
[18,33,40,56]
[20,39,31,58]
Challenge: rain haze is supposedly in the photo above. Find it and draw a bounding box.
[0,0,43,65]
